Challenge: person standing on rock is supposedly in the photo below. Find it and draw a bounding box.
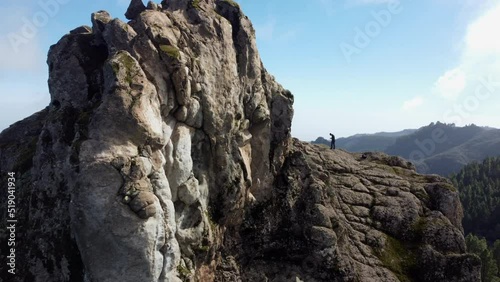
[330,133,336,150]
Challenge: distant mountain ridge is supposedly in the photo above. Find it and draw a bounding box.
[312,122,500,175]
[350,129,417,138]
[312,129,416,153]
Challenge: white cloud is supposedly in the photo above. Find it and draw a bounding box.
[433,2,500,101]
[432,2,500,128]
[402,96,424,111]
[433,68,467,99]
[465,3,500,57]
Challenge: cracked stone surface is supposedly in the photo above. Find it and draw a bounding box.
[233,140,480,282]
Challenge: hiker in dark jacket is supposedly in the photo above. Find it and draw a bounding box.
[330,133,335,150]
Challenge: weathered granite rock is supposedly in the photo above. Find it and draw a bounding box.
[0,1,480,281]
[233,140,480,282]
[125,0,147,20]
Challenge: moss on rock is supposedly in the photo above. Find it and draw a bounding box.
[191,0,201,10]
[159,44,181,59]
[375,235,418,282]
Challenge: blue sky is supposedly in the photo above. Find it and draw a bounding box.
[1,0,499,140]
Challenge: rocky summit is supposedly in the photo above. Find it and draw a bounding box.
[0,1,481,281]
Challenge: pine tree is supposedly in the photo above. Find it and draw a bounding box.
[451,157,500,242]
[493,240,500,277]
[466,234,500,282]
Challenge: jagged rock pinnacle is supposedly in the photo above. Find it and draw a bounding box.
[125,0,146,20]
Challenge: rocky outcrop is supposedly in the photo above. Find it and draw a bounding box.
[0,1,479,281]
[233,140,480,281]
[125,0,146,20]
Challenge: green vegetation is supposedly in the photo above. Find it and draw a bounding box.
[452,157,500,281]
[410,217,427,235]
[111,62,120,75]
[121,54,136,85]
[112,52,138,86]
[177,264,191,279]
[190,0,201,10]
[195,244,210,252]
[450,157,500,242]
[466,234,500,282]
[412,188,430,203]
[204,210,218,231]
[440,182,458,192]
[120,53,136,70]
[374,235,417,282]
[495,241,500,279]
[159,44,180,59]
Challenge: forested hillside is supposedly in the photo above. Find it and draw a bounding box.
[451,157,500,241]
[453,157,500,282]
[466,234,500,282]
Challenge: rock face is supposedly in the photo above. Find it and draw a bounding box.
[235,141,480,282]
[0,1,480,281]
